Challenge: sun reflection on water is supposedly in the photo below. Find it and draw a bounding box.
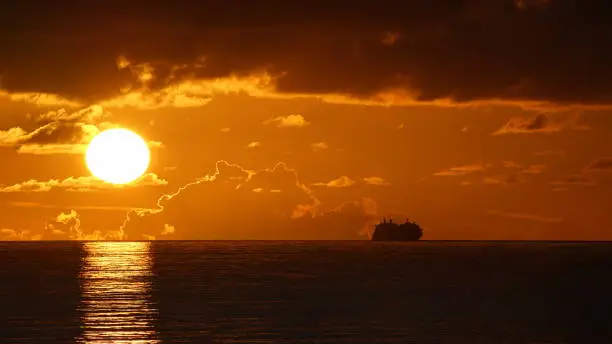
[77,242,159,343]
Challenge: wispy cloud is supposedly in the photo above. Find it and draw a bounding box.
[493,113,589,135]
[521,164,547,174]
[550,174,597,186]
[548,157,612,187]
[534,150,566,157]
[487,210,563,223]
[312,176,355,188]
[483,177,503,185]
[101,67,276,110]
[246,141,261,148]
[0,90,81,107]
[502,160,522,168]
[16,143,88,155]
[311,141,329,151]
[0,173,168,193]
[8,201,148,212]
[587,157,612,172]
[363,176,390,186]
[433,163,487,176]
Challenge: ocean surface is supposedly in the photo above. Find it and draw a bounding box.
[1,241,611,343]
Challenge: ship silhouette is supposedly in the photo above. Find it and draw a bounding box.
[371,217,423,241]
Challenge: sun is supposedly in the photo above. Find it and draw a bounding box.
[85,128,151,185]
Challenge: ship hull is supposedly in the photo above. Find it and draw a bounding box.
[371,234,422,241]
[371,236,421,241]
[371,220,423,241]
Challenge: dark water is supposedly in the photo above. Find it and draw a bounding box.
[1,241,611,343]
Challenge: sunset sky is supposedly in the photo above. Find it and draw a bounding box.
[1,0,612,241]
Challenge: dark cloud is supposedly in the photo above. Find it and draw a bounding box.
[2,1,612,106]
[0,106,105,154]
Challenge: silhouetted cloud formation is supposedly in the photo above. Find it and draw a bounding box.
[493,113,589,135]
[121,161,377,240]
[0,106,106,154]
[3,1,612,107]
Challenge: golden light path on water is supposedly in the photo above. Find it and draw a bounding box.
[77,242,160,343]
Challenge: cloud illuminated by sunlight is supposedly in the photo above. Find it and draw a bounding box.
[0,90,81,107]
[264,114,309,128]
[312,176,356,188]
[433,163,488,176]
[0,173,168,193]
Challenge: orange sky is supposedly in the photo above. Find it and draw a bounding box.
[1,1,612,240]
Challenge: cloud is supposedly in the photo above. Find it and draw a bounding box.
[42,210,119,240]
[44,210,82,239]
[433,163,487,176]
[466,173,528,186]
[263,114,309,128]
[312,176,355,188]
[0,172,168,193]
[547,158,612,187]
[587,158,612,172]
[534,150,566,157]
[381,31,400,46]
[246,141,261,148]
[37,105,106,122]
[550,174,597,186]
[493,113,589,135]
[121,160,374,240]
[0,106,110,155]
[0,122,100,146]
[0,228,40,241]
[487,210,563,223]
[521,164,547,174]
[5,2,612,108]
[0,105,162,155]
[311,141,329,151]
[502,160,522,168]
[0,91,81,107]
[514,0,552,10]
[162,224,175,235]
[8,201,147,212]
[363,176,390,186]
[100,73,275,109]
[16,143,88,155]
[483,177,504,185]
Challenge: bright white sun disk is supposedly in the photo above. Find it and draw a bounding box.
[85,128,151,184]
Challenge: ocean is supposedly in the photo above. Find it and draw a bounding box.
[1,241,610,343]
